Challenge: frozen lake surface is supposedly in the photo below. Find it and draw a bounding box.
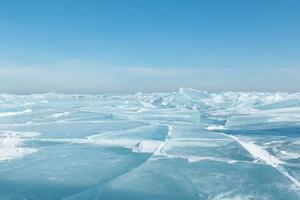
[0,88,300,199]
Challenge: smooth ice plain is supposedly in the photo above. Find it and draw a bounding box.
[0,88,300,199]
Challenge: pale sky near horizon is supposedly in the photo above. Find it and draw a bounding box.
[0,0,300,94]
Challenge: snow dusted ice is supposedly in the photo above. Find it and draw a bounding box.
[0,88,300,199]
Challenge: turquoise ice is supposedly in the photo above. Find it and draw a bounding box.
[0,88,300,199]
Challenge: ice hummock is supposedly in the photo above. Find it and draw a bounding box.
[0,88,299,199]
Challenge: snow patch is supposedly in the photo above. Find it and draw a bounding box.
[0,132,38,161]
[0,109,32,118]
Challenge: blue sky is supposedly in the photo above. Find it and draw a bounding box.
[0,0,299,93]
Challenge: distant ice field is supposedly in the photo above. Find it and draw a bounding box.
[0,88,300,199]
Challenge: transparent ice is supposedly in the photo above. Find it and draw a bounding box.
[0,88,300,199]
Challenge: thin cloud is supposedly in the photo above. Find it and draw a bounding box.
[125,67,193,76]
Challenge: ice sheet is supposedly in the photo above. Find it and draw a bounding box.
[0,88,299,199]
